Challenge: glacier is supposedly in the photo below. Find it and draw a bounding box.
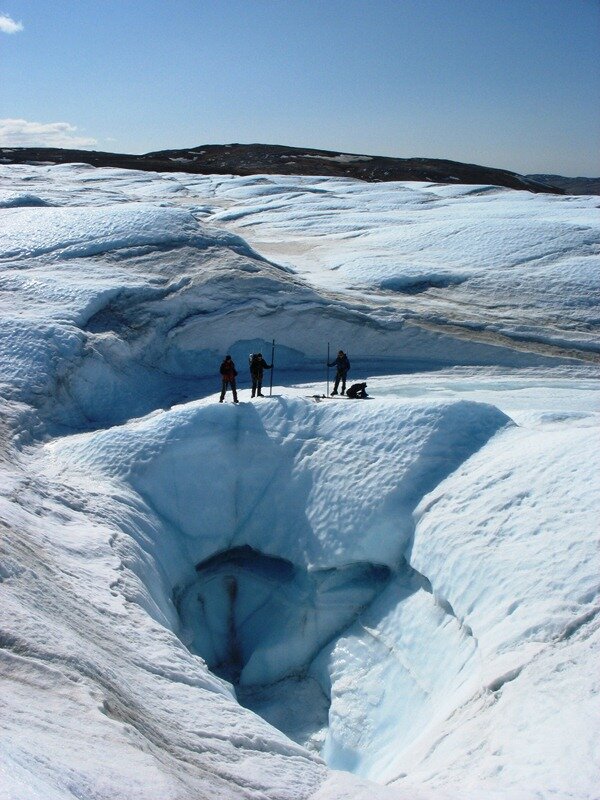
[0,163,599,800]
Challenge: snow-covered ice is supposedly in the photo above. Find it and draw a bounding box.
[0,163,599,800]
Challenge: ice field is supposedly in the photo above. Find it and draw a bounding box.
[0,164,599,800]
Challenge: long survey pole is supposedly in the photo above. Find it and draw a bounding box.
[326,341,330,397]
[269,339,275,396]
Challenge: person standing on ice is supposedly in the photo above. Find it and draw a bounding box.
[249,352,272,398]
[328,350,350,395]
[219,355,239,403]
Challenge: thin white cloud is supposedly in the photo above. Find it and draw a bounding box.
[0,118,97,148]
[0,14,23,33]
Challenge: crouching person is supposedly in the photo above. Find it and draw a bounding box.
[346,382,368,399]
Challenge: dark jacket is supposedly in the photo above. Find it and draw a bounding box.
[346,382,368,398]
[249,356,272,378]
[220,359,238,381]
[329,354,350,373]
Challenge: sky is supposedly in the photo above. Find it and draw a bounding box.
[0,0,599,175]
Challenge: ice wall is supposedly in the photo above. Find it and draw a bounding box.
[2,166,584,432]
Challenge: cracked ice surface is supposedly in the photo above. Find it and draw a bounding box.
[0,164,599,800]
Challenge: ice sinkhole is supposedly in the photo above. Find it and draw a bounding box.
[148,399,510,775]
[47,396,511,778]
[176,545,392,748]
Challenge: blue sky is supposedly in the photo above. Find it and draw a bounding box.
[1,0,598,174]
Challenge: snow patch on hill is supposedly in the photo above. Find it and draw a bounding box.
[303,154,373,163]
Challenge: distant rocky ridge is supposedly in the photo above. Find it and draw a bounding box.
[0,142,562,194]
[527,174,600,196]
